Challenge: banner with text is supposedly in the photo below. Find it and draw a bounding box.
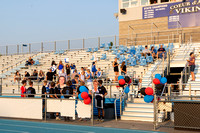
[143,0,200,28]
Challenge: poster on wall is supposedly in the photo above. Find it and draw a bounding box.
[143,0,200,28]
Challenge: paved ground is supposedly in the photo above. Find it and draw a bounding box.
[0,118,199,133]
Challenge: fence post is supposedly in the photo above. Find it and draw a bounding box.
[189,84,192,100]
[68,40,70,50]
[83,38,85,49]
[98,37,100,49]
[41,42,43,53]
[21,44,23,54]
[91,93,94,126]
[153,84,157,130]
[54,41,56,52]
[29,43,31,54]
[17,45,19,54]
[114,35,117,46]
[6,46,8,56]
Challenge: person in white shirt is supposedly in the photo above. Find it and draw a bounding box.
[142,45,151,57]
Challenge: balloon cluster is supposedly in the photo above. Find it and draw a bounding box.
[140,87,154,103]
[78,86,91,105]
[118,76,131,94]
[153,74,167,85]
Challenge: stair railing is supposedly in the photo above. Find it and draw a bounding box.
[114,88,125,121]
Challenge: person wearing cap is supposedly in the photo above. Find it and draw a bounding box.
[142,45,151,57]
[187,52,195,81]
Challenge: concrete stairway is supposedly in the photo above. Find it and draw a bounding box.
[121,99,154,122]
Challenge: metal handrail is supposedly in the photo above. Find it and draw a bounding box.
[114,89,125,121]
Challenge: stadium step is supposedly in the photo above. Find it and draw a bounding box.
[121,115,153,122]
[121,103,154,122]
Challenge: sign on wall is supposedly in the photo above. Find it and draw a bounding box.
[143,0,200,28]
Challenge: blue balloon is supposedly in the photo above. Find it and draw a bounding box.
[79,86,89,93]
[124,86,130,94]
[118,75,124,80]
[124,86,130,93]
[78,93,84,100]
[155,74,161,81]
[144,95,154,103]
[161,77,167,84]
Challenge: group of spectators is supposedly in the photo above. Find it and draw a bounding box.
[112,45,166,81]
[142,45,166,59]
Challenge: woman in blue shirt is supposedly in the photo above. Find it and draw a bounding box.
[57,61,64,75]
[91,62,97,78]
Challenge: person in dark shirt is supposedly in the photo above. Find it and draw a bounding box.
[41,80,48,112]
[96,80,107,122]
[26,81,36,97]
[31,70,38,80]
[24,71,30,80]
[46,69,54,81]
[120,61,127,75]
[187,52,195,81]
[157,45,166,59]
[62,80,73,99]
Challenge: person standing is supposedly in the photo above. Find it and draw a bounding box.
[96,80,107,122]
[187,52,195,81]
[20,80,27,97]
[120,61,127,75]
[65,64,71,76]
[57,61,64,75]
[113,57,119,81]
[91,62,97,78]
[26,81,36,97]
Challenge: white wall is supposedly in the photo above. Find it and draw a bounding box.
[118,0,143,22]
[0,98,42,119]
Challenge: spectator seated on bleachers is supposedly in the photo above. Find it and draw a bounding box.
[157,45,166,59]
[30,70,38,80]
[100,43,105,48]
[25,57,35,66]
[86,48,92,52]
[100,53,107,60]
[150,46,157,59]
[24,71,30,80]
[14,71,21,83]
[142,45,151,57]
[38,70,45,82]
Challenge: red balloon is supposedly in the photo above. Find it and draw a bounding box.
[145,87,153,95]
[81,92,89,99]
[153,78,160,85]
[128,79,132,84]
[119,79,125,85]
[84,97,91,105]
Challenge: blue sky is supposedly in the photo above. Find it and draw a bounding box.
[0,0,119,45]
